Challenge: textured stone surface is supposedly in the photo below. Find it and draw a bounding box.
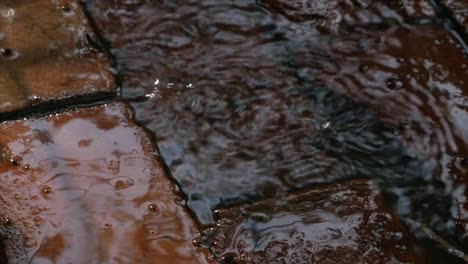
[0,0,116,113]
[85,0,440,225]
[443,0,468,31]
[86,0,468,256]
[297,24,468,241]
[201,179,420,264]
[265,0,435,28]
[0,103,212,263]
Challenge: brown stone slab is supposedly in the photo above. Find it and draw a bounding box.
[0,0,116,113]
[0,103,212,263]
[200,179,420,264]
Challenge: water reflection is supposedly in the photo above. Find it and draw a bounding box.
[86,0,467,259]
[0,103,207,263]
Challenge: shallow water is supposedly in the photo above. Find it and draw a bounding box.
[81,0,468,262]
[0,104,209,263]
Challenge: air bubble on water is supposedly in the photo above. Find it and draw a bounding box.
[59,5,71,12]
[114,179,134,189]
[2,218,13,227]
[147,203,160,213]
[9,156,22,166]
[192,236,202,247]
[41,186,52,197]
[386,78,403,90]
[28,95,42,104]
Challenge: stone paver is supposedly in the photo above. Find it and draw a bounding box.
[84,0,443,225]
[201,179,420,264]
[0,0,116,113]
[294,23,468,241]
[295,24,468,139]
[0,103,212,263]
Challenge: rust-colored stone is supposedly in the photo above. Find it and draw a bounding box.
[202,179,420,264]
[0,0,116,113]
[0,103,212,263]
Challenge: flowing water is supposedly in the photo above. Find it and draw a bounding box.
[3,0,466,262]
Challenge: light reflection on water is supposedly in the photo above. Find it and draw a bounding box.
[82,0,468,261]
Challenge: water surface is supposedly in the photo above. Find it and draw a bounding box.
[85,0,468,261]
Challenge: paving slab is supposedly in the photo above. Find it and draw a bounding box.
[85,0,435,94]
[84,0,442,226]
[0,103,212,263]
[0,0,116,114]
[293,23,468,243]
[294,24,468,145]
[200,179,420,264]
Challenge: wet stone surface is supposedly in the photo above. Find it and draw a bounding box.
[200,179,420,264]
[83,0,467,260]
[295,23,468,237]
[85,0,447,224]
[0,0,116,114]
[0,103,211,263]
[443,1,468,31]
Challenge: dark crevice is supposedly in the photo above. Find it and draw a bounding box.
[78,0,123,96]
[76,2,213,228]
[126,103,208,230]
[0,92,117,122]
[430,0,468,54]
[0,238,6,264]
